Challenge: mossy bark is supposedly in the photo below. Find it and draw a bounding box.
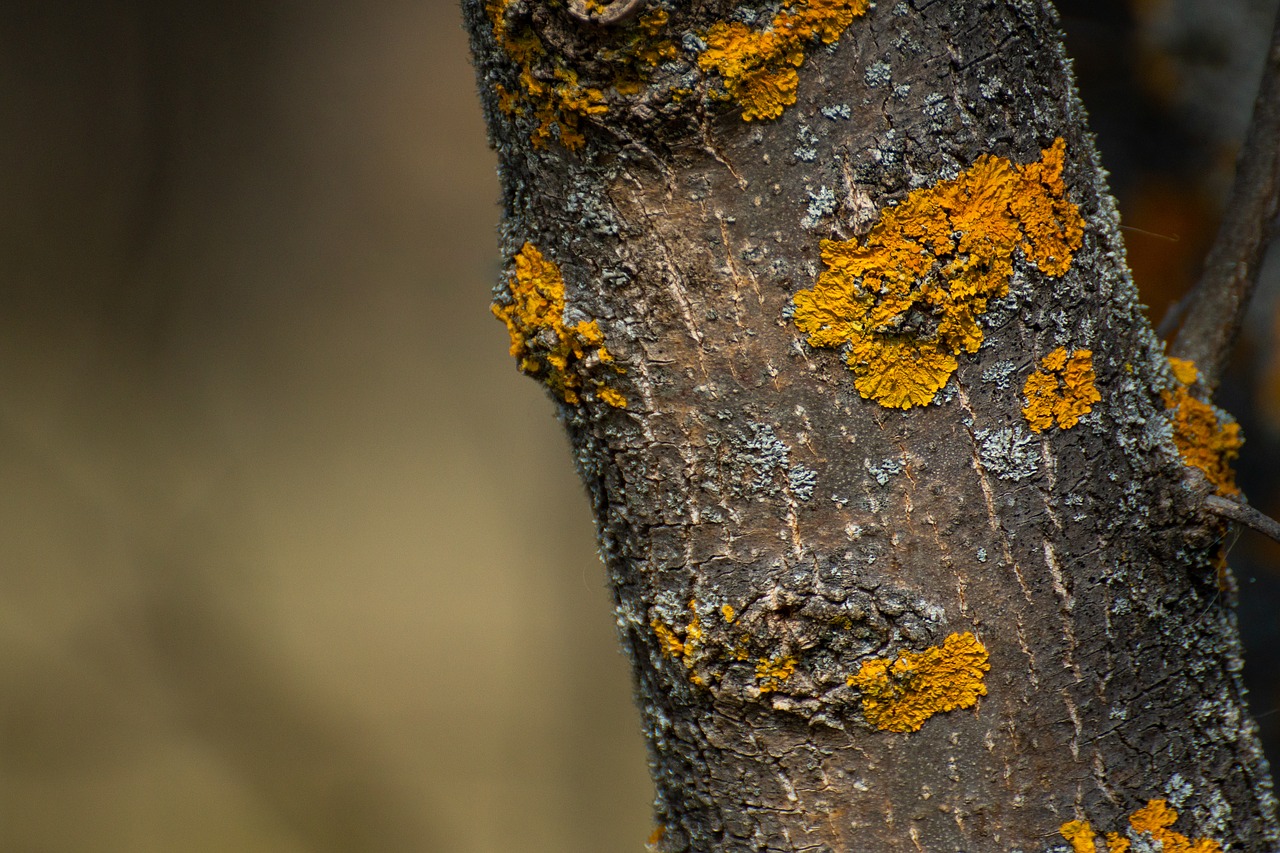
[462,1,1280,850]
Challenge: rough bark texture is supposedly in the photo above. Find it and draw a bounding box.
[463,1,1280,850]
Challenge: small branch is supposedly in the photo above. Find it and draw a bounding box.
[1169,6,1280,392]
[1155,290,1192,340]
[1205,494,1280,544]
[566,0,647,26]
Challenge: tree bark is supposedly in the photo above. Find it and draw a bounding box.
[462,1,1280,850]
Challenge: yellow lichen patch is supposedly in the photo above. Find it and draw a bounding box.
[1060,820,1099,853]
[597,9,679,97]
[597,386,628,409]
[491,243,626,406]
[1168,356,1199,386]
[521,65,608,150]
[1022,348,1101,432]
[1128,800,1222,853]
[630,10,679,67]
[1062,798,1223,853]
[684,602,704,656]
[847,632,990,732]
[484,0,607,150]
[792,139,1085,408]
[696,0,869,121]
[652,620,685,659]
[1162,358,1242,496]
[721,604,736,623]
[651,600,704,684]
[1105,833,1131,853]
[755,655,798,693]
[645,825,666,851]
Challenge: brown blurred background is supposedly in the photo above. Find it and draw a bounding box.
[0,1,1277,851]
[0,1,652,850]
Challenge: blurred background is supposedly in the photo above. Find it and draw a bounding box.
[0,1,1277,850]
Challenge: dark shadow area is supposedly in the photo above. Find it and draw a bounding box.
[1060,0,1280,767]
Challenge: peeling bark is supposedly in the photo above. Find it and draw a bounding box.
[463,1,1280,850]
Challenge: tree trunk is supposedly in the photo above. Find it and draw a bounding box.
[462,0,1280,849]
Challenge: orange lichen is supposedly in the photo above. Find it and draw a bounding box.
[1105,833,1131,853]
[592,9,679,97]
[652,600,704,684]
[1128,800,1222,853]
[491,243,625,407]
[1168,356,1199,386]
[1060,820,1099,853]
[755,655,798,692]
[494,83,521,115]
[846,631,990,732]
[1162,358,1242,496]
[697,0,869,121]
[484,0,607,149]
[684,603,704,653]
[523,66,608,150]
[1059,798,1223,853]
[597,386,628,408]
[1022,347,1101,432]
[646,825,666,850]
[792,139,1085,408]
[630,10,679,67]
[653,620,683,656]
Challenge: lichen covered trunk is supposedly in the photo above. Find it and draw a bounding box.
[462,0,1279,849]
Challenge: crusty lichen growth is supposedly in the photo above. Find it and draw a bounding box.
[491,243,626,407]
[605,9,679,94]
[697,0,869,121]
[484,0,607,149]
[755,655,798,693]
[1060,819,1100,853]
[1061,799,1223,853]
[1022,347,1101,432]
[1126,800,1223,853]
[846,631,990,732]
[486,0,856,142]
[1168,356,1199,387]
[792,139,1085,408]
[652,600,705,685]
[1162,358,1242,496]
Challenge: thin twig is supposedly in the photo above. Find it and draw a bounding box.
[1155,290,1192,340]
[1204,494,1280,544]
[1169,6,1280,392]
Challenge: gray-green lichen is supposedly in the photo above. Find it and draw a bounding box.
[864,455,906,486]
[975,426,1040,481]
[732,422,817,502]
